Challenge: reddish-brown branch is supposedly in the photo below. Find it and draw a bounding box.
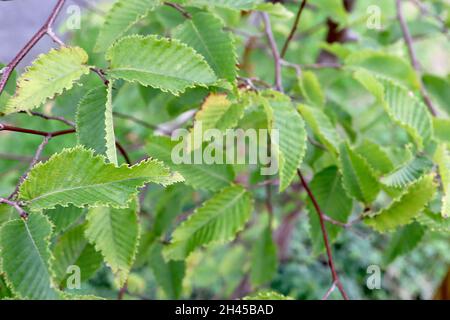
[297,169,349,300]
[281,0,308,58]
[396,0,437,116]
[261,12,283,92]
[0,0,66,96]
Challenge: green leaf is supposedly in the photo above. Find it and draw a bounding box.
[298,71,325,107]
[250,223,277,286]
[18,146,181,211]
[174,12,237,82]
[3,47,90,115]
[0,63,16,114]
[262,91,307,192]
[149,243,185,299]
[53,224,103,288]
[298,104,340,153]
[384,222,425,264]
[106,35,217,95]
[381,154,433,188]
[435,145,450,218]
[163,185,252,260]
[85,200,140,286]
[365,174,437,232]
[339,142,380,204]
[95,0,162,52]
[44,205,84,234]
[422,74,450,116]
[433,118,450,144]
[355,140,394,176]
[76,84,117,164]
[147,135,234,191]
[307,166,353,255]
[0,213,59,299]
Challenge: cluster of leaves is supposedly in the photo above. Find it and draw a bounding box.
[0,0,449,300]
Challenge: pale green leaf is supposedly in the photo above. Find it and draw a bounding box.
[339,142,380,204]
[423,74,450,116]
[76,84,117,164]
[163,185,252,260]
[106,35,217,95]
[53,224,103,288]
[174,12,237,82]
[188,0,263,10]
[0,213,59,299]
[365,174,437,232]
[298,71,325,107]
[298,104,340,153]
[44,205,84,234]
[243,290,293,300]
[95,0,162,52]
[355,140,394,176]
[433,118,450,144]
[85,200,140,286]
[435,145,450,218]
[18,146,181,211]
[416,209,450,234]
[4,47,90,115]
[384,222,424,264]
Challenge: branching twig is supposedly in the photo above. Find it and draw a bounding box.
[321,281,337,300]
[164,1,191,19]
[260,13,283,92]
[297,169,349,300]
[281,0,308,58]
[0,198,28,219]
[396,0,437,116]
[0,0,66,96]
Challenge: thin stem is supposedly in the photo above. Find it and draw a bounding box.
[21,111,75,127]
[281,0,308,58]
[321,281,337,300]
[8,135,51,200]
[396,0,437,116]
[113,111,170,135]
[261,12,283,92]
[0,198,28,219]
[164,2,191,19]
[297,169,349,300]
[90,68,110,86]
[0,0,66,96]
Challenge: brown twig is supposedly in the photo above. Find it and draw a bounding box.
[260,12,283,92]
[297,169,349,300]
[396,0,437,116]
[321,281,337,300]
[0,198,28,219]
[164,1,191,19]
[281,0,308,58]
[0,0,66,96]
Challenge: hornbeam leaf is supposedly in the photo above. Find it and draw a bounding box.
[262,91,307,192]
[163,185,252,260]
[365,174,437,232]
[416,209,450,234]
[250,223,277,286]
[85,200,140,287]
[0,213,59,299]
[355,140,394,176]
[44,205,85,234]
[435,145,450,218]
[53,224,103,288]
[298,71,325,107]
[384,222,425,264]
[381,154,433,188]
[18,146,182,211]
[106,35,217,95]
[174,12,238,82]
[433,118,450,144]
[149,243,185,299]
[195,94,245,131]
[147,135,234,191]
[243,290,293,300]
[339,142,380,204]
[298,104,340,153]
[307,166,353,255]
[76,84,117,164]
[95,0,162,52]
[4,47,90,115]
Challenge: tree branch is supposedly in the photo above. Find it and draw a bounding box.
[396,0,438,116]
[261,12,283,92]
[164,2,191,19]
[297,169,349,300]
[281,0,308,58]
[0,0,66,96]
